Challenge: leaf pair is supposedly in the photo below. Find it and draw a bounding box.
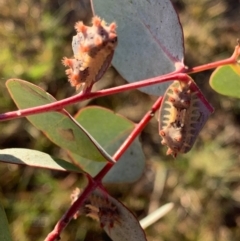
[4,79,145,183]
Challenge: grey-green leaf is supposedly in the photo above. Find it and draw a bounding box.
[0,148,82,173]
[89,189,147,241]
[70,106,145,183]
[6,79,115,163]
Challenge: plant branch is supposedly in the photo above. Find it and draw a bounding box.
[94,96,163,182]
[44,179,98,241]
[44,96,163,241]
[0,71,186,122]
[1,46,239,123]
[7,44,240,240]
[186,44,240,74]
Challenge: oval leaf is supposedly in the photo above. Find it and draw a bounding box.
[0,202,12,241]
[6,79,114,163]
[210,64,240,98]
[0,148,82,173]
[83,188,147,241]
[70,106,145,183]
[91,0,184,95]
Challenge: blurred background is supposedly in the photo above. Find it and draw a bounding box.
[0,0,240,240]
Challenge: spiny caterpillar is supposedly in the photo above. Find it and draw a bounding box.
[85,192,120,229]
[159,80,214,157]
[70,188,120,229]
[70,188,147,241]
[62,16,117,92]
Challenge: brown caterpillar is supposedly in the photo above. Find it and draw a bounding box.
[70,188,120,229]
[85,191,120,229]
[159,80,214,157]
[70,188,147,241]
[62,16,117,92]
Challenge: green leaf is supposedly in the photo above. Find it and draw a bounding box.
[0,148,82,173]
[0,202,12,241]
[91,0,184,96]
[210,64,240,98]
[6,79,114,163]
[70,106,145,183]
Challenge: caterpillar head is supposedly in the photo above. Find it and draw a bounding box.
[159,123,183,157]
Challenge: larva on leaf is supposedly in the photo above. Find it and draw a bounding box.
[70,187,120,228]
[70,188,147,241]
[62,16,118,92]
[159,80,214,157]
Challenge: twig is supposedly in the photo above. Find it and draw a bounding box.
[44,96,163,241]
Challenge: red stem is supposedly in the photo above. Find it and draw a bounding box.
[11,44,240,241]
[186,45,239,74]
[1,53,238,122]
[94,96,163,181]
[44,178,97,241]
[44,96,163,241]
[186,56,236,74]
[0,71,183,121]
